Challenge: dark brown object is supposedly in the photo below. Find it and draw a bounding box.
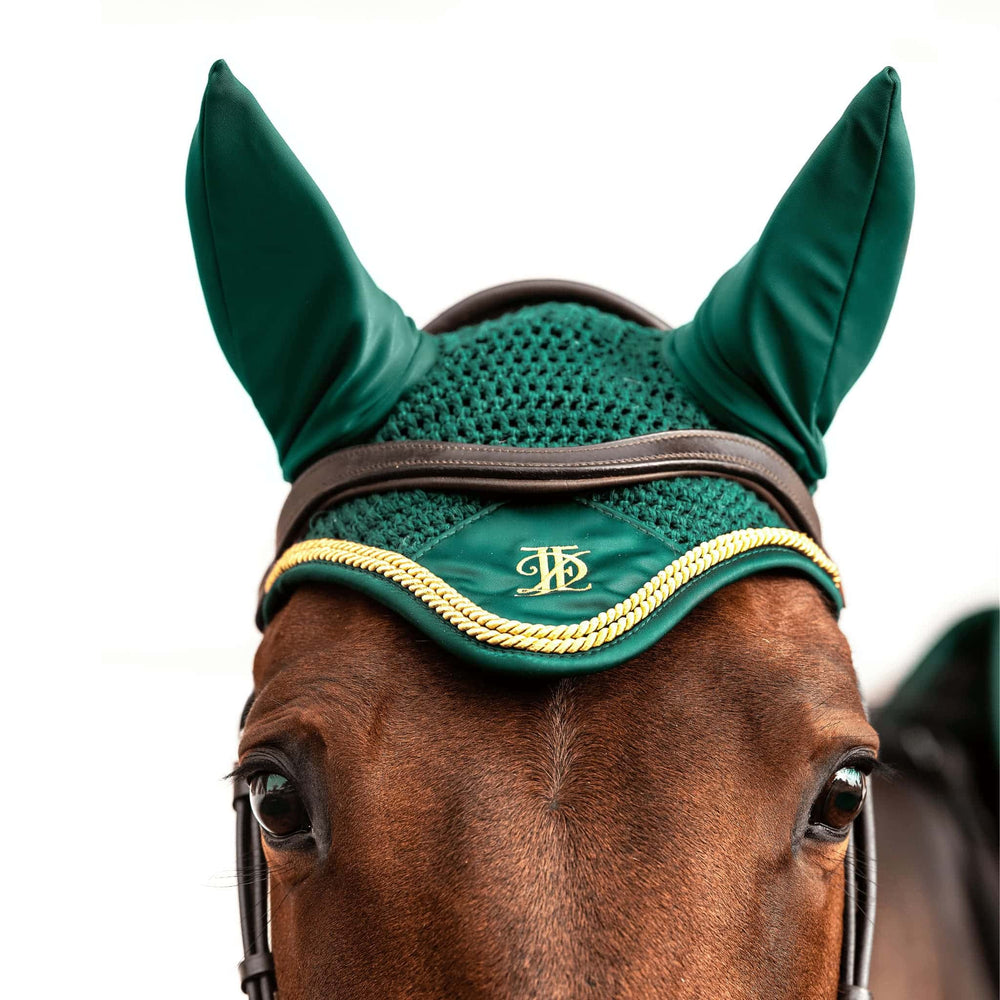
[274,430,825,557]
[423,279,671,334]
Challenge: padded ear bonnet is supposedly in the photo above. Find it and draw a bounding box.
[187,62,913,675]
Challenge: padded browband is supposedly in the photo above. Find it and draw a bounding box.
[423,279,671,335]
[275,430,823,556]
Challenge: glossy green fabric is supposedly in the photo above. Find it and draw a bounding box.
[665,68,914,486]
[186,61,436,480]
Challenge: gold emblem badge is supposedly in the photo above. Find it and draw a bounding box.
[515,545,592,596]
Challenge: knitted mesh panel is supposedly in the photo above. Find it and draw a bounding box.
[374,303,713,446]
[307,489,490,556]
[306,302,784,554]
[589,477,784,550]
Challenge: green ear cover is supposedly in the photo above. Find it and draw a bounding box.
[665,68,914,485]
[186,60,436,480]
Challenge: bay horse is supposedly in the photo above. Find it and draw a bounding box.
[188,61,915,999]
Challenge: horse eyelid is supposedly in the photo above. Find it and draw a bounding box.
[840,751,881,776]
[228,753,295,785]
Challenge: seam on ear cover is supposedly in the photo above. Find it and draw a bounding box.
[817,70,897,426]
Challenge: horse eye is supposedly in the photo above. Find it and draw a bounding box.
[248,773,311,839]
[810,766,867,833]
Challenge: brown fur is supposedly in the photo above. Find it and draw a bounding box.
[240,572,876,999]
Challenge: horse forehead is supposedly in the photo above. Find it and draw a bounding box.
[249,574,862,738]
[680,573,854,679]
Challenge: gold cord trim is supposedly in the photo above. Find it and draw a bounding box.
[263,527,841,655]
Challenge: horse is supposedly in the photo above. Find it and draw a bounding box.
[187,61,915,998]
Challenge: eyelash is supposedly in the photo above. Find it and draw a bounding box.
[228,753,293,786]
[838,751,880,777]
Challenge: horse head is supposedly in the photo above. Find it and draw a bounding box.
[188,61,913,999]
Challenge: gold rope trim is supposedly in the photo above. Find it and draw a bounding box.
[263,527,840,655]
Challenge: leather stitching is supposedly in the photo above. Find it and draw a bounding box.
[276,432,819,554]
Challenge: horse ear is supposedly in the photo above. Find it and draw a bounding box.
[665,68,914,486]
[186,60,436,481]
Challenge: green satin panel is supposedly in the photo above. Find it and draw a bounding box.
[259,501,843,675]
[419,501,684,623]
[186,60,436,481]
[665,68,914,486]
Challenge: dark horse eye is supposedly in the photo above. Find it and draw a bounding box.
[248,773,311,839]
[810,766,867,833]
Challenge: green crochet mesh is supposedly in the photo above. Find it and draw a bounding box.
[308,488,495,557]
[589,477,783,549]
[374,302,712,446]
[306,302,787,555]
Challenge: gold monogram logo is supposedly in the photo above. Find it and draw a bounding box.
[515,546,592,596]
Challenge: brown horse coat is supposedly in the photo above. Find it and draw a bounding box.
[239,573,876,999]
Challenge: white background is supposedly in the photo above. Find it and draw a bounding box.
[4,1,997,995]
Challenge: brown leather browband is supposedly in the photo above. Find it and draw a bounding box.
[275,430,822,556]
[423,279,671,334]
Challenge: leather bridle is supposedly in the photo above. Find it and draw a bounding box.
[230,281,878,999]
